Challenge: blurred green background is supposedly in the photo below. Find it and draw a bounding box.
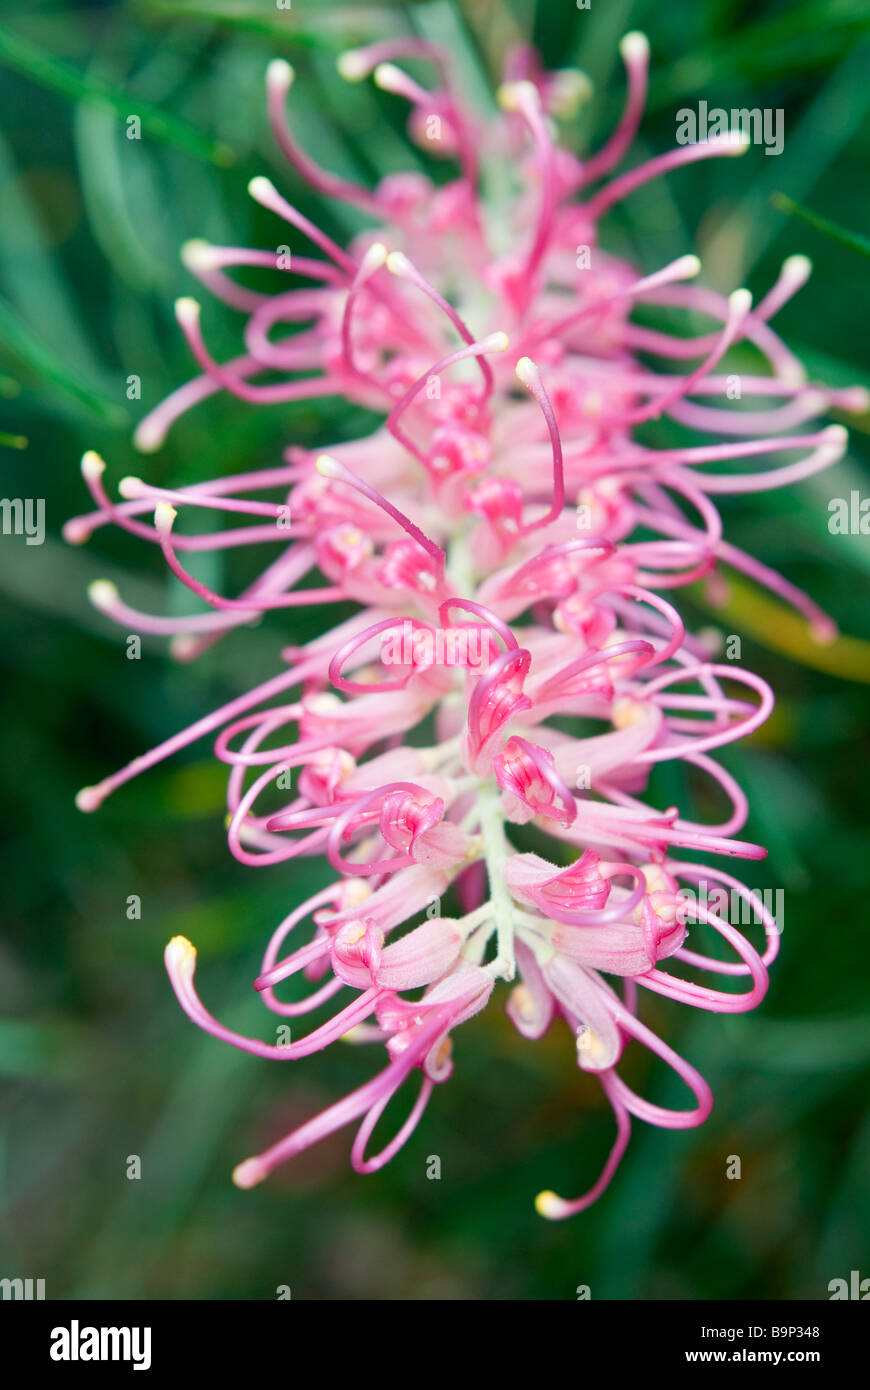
[1,0,869,1300]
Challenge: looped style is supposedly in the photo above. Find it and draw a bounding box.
[68,31,859,1216]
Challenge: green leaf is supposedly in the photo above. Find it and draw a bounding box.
[0,297,127,426]
[771,192,870,260]
[137,0,413,45]
[0,24,235,166]
[694,572,870,683]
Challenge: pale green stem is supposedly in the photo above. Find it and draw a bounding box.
[477,779,517,980]
[446,523,476,599]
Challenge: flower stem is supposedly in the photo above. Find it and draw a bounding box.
[477,780,517,980]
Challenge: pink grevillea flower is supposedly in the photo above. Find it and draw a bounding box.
[68,34,865,1217]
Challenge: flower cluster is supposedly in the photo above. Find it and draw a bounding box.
[68,34,864,1215]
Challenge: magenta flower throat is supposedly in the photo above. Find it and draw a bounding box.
[67,35,864,1217]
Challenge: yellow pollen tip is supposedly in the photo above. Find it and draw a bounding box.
[170,634,200,662]
[266,58,294,90]
[180,238,216,273]
[63,519,91,545]
[165,935,197,974]
[728,288,752,317]
[340,922,367,944]
[117,475,147,500]
[724,130,750,154]
[514,356,539,388]
[619,31,649,64]
[821,425,848,457]
[641,863,670,894]
[167,933,195,954]
[232,1158,266,1189]
[535,1189,564,1219]
[174,296,201,327]
[576,1027,606,1063]
[339,1025,370,1044]
[248,175,276,203]
[75,785,103,813]
[497,80,538,113]
[81,450,105,482]
[133,419,164,454]
[782,253,812,284]
[548,69,593,118]
[362,241,388,271]
[373,63,406,94]
[337,51,368,82]
[385,250,412,277]
[343,878,373,906]
[154,501,177,531]
[510,983,535,1020]
[315,453,341,478]
[612,696,646,729]
[87,578,119,612]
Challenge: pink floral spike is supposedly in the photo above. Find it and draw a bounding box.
[69,35,862,1216]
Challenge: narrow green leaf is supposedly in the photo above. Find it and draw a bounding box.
[0,25,235,166]
[0,298,127,426]
[695,572,870,683]
[771,192,870,260]
[138,0,411,44]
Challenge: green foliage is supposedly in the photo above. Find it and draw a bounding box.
[1,0,868,1301]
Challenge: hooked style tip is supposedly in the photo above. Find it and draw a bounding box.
[169,633,203,663]
[372,63,407,95]
[117,475,147,500]
[514,356,540,389]
[87,578,119,612]
[619,30,649,65]
[81,450,105,483]
[810,618,839,647]
[336,50,369,82]
[181,238,217,273]
[674,254,702,280]
[361,241,388,272]
[315,453,342,479]
[728,288,753,318]
[820,424,849,462]
[232,1157,267,1189]
[723,129,751,154]
[133,418,165,454]
[248,175,277,205]
[165,934,197,978]
[782,253,812,286]
[385,250,412,278]
[266,58,294,92]
[63,518,92,545]
[496,80,539,114]
[486,331,510,353]
[534,1189,569,1220]
[612,696,648,730]
[174,296,201,328]
[339,1024,373,1044]
[154,501,178,532]
[547,69,593,120]
[75,784,105,813]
